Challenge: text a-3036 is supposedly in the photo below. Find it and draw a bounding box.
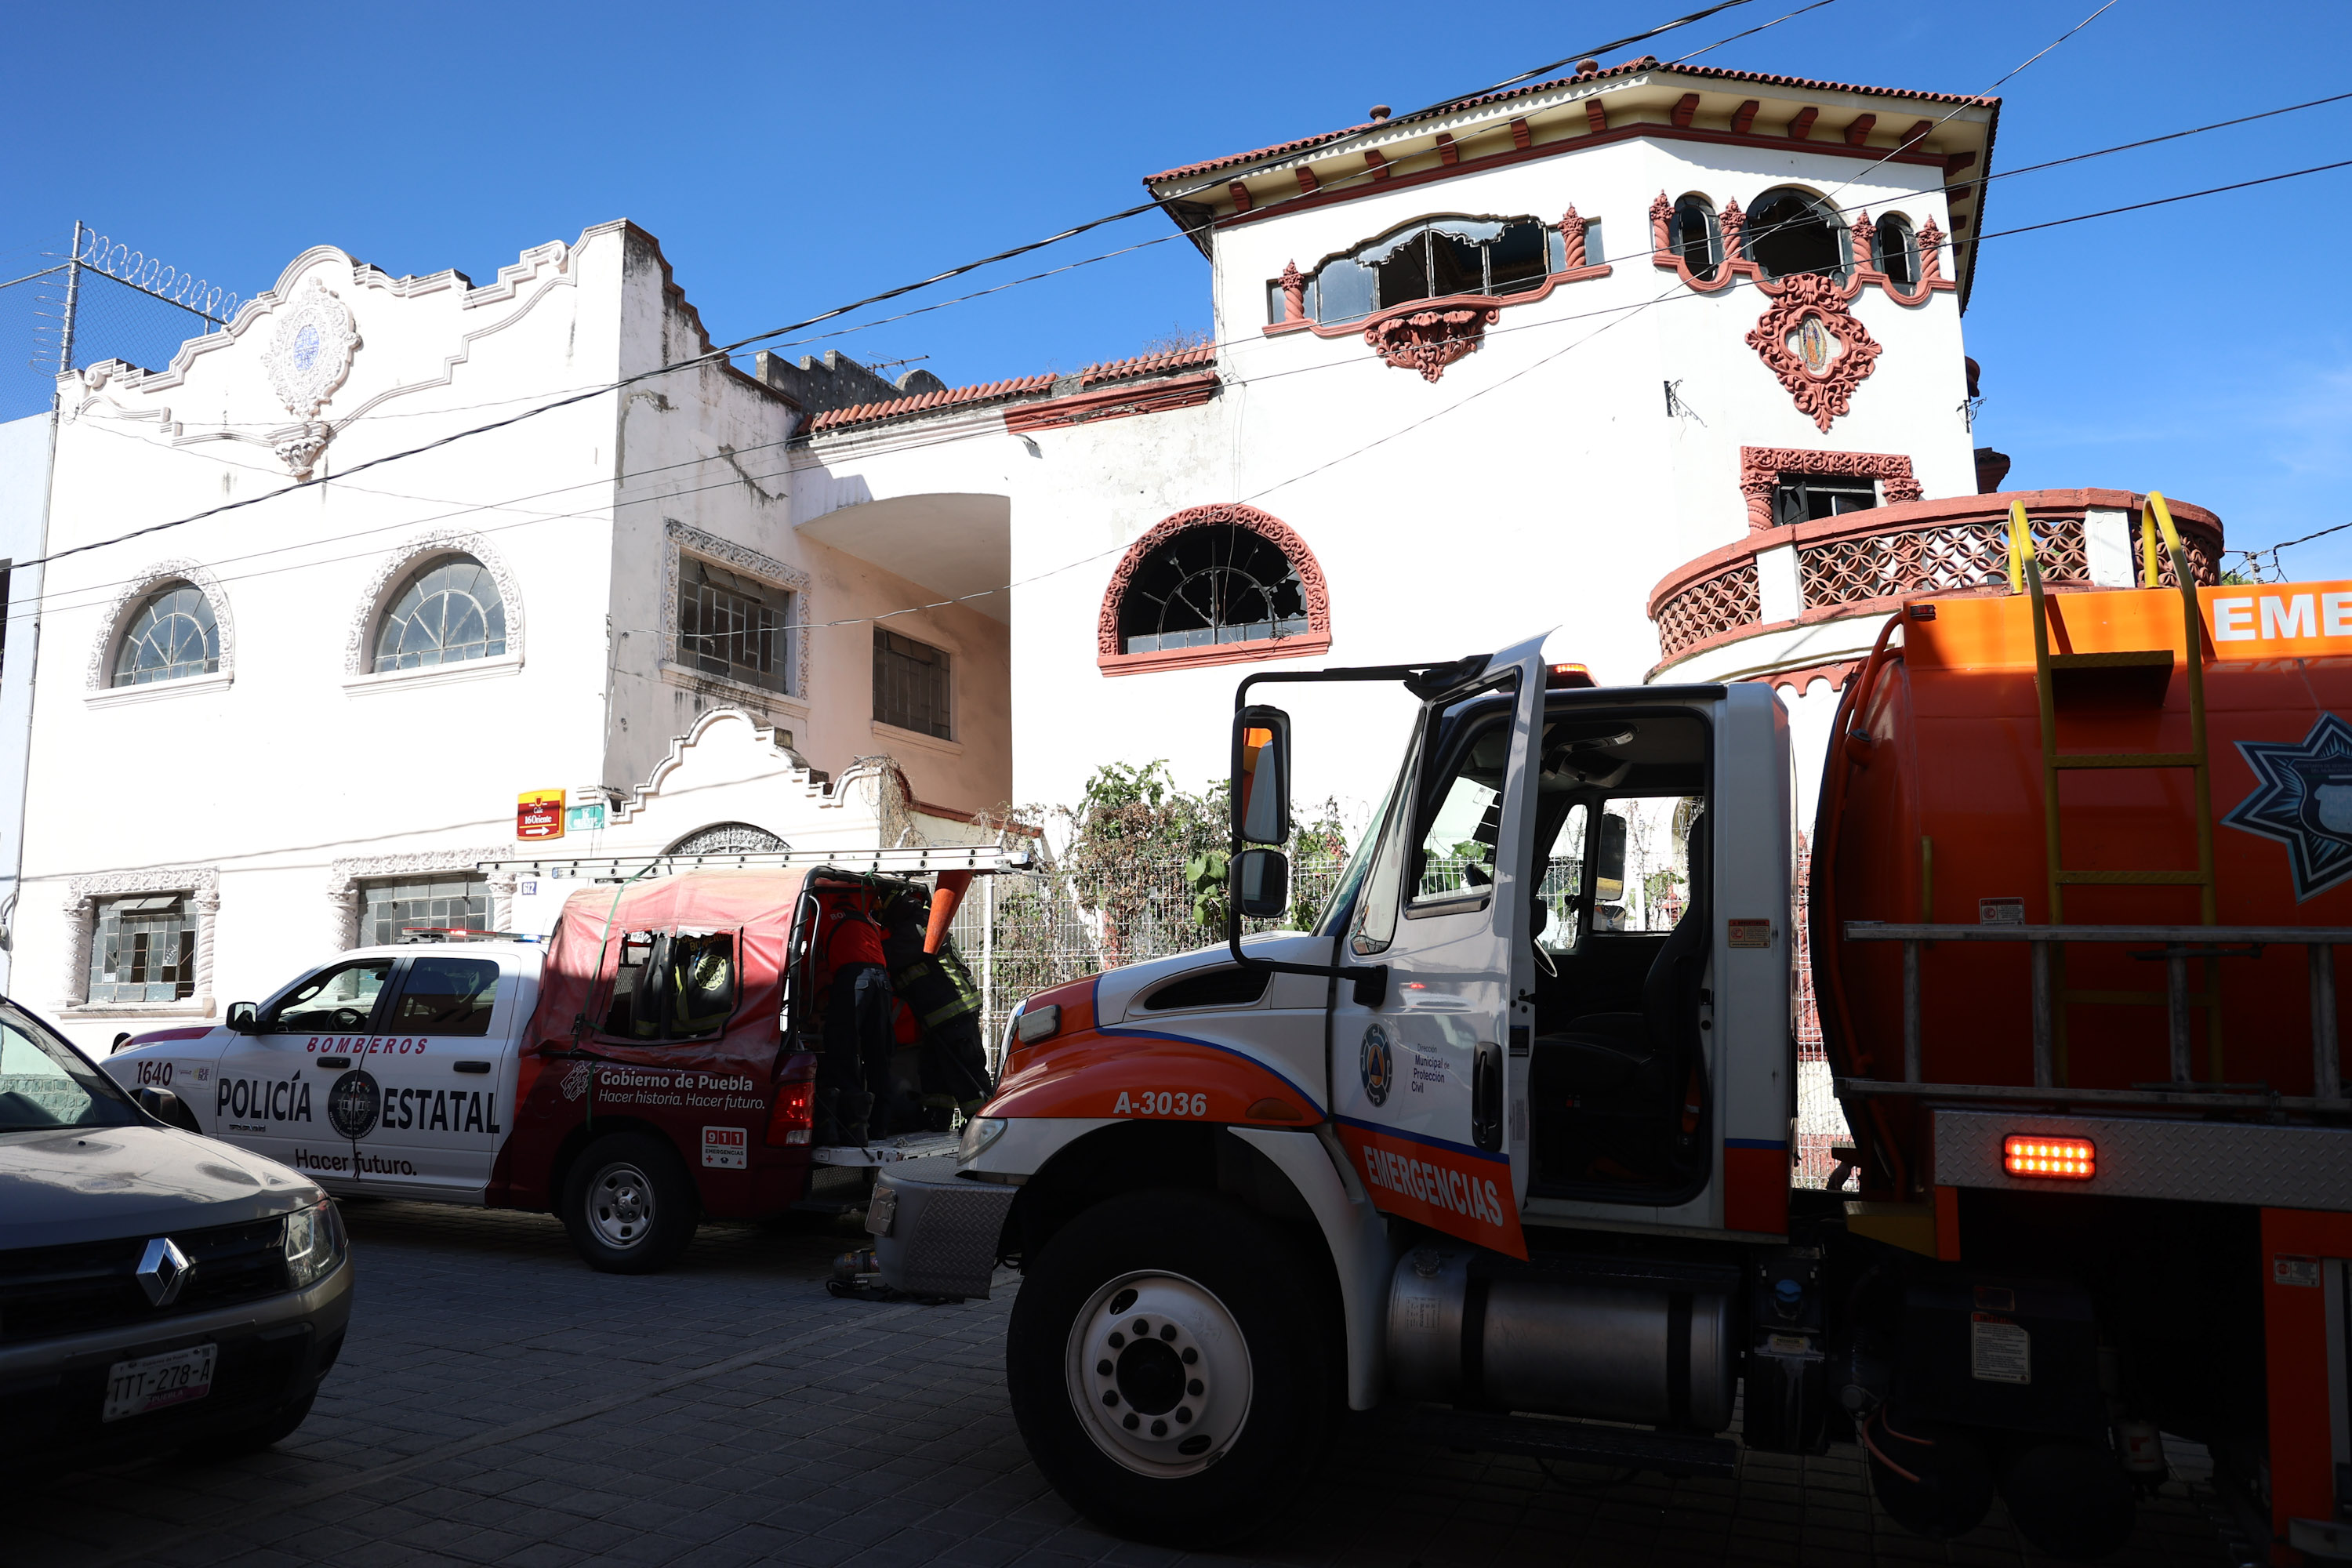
[1112,1091,1209,1117]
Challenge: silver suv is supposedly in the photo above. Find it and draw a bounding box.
[0,995,353,1470]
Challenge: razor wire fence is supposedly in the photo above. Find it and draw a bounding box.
[2,222,241,423]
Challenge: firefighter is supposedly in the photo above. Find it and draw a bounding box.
[875,884,992,1124]
[810,881,892,1146]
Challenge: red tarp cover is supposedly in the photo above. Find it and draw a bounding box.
[529,870,811,1048]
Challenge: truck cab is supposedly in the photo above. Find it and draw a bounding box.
[872,637,1803,1545]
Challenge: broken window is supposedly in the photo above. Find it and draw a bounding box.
[89,895,196,1003]
[1117,524,1310,654]
[1307,216,1555,325]
[1773,474,1880,528]
[1874,213,1918,285]
[680,555,788,692]
[1670,196,1721,281]
[1747,187,1849,282]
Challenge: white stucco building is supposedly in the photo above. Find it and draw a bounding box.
[790,54,2000,813]
[23,224,1010,1051]
[0,411,53,991]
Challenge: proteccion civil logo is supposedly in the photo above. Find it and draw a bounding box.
[1360,1022,1395,1107]
[326,1069,381,1140]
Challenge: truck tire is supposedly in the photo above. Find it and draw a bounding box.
[1005,1189,1335,1546]
[561,1132,698,1274]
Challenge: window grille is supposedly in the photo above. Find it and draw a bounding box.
[1773,474,1881,528]
[364,875,489,945]
[680,557,787,691]
[1117,524,1309,654]
[373,556,506,673]
[873,630,952,739]
[113,583,220,686]
[90,895,194,1002]
[666,822,789,856]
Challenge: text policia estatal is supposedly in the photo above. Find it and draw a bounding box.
[1357,1142,1508,1229]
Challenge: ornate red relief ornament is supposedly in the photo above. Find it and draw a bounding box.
[1746,272,1883,432]
[1364,303,1501,383]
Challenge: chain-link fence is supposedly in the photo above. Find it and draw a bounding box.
[1,224,239,423]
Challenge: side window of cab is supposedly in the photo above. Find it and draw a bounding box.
[267,957,394,1034]
[388,956,503,1036]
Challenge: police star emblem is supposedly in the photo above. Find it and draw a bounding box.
[2223,712,2352,902]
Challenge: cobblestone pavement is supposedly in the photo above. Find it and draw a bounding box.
[23,1201,2246,1568]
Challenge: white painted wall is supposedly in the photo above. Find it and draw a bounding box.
[811,129,1977,826]
[0,412,53,992]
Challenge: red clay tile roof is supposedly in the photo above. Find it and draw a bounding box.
[1142,55,1998,187]
[806,373,1058,434]
[1078,344,1217,387]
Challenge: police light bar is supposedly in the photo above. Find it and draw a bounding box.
[2004,1134,2095,1180]
[1547,663,1595,688]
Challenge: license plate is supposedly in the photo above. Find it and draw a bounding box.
[103,1344,216,1421]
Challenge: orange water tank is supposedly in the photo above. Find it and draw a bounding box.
[1815,579,2352,1191]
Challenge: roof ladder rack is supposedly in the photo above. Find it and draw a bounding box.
[2013,494,2220,1084]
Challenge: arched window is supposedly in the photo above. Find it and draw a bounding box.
[1746,187,1849,282]
[1303,215,1552,325]
[667,822,789,856]
[1100,505,1330,673]
[1873,213,1918,286]
[1669,196,1721,281]
[112,583,220,686]
[1119,525,1308,654]
[372,554,508,673]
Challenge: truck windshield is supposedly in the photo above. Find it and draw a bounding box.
[0,1004,139,1131]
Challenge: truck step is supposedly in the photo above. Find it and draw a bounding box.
[1379,1406,1738,1478]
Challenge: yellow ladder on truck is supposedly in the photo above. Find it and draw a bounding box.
[2012,494,2220,1082]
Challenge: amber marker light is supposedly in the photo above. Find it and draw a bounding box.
[2003,1134,2095,1180]
[1546,662,1595,688]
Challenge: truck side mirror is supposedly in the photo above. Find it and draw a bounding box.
[1233,849,1290,921]
[1232,706,1292,847]
[1595,815,1627,902]
[226,1001,259,1034]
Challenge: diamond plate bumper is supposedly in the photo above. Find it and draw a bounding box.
[869,1156,1015,1299]
[1933,1108,2352,1210]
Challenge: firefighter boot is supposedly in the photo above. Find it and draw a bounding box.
[839,1090,874,1147]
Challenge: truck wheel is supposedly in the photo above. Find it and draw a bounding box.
[1005,1189,1335,1547]
[561,1133,698,1273]
[1998,1439,2136,1559]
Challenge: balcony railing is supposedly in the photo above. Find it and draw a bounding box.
[1648,489,2224,667]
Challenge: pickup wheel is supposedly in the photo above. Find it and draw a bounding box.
[1005,1189,1335,1547]
[561,1133,698,1273]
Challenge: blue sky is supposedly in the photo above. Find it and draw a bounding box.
[2,1,2347,572]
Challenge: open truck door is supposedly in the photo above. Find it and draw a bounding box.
[1308,635,1548,1258]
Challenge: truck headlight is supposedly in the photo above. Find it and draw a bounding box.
[285,1197,347,1290]
[958,1116,1007,1163]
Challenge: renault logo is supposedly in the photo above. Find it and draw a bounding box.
[136,1237,194,1307]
